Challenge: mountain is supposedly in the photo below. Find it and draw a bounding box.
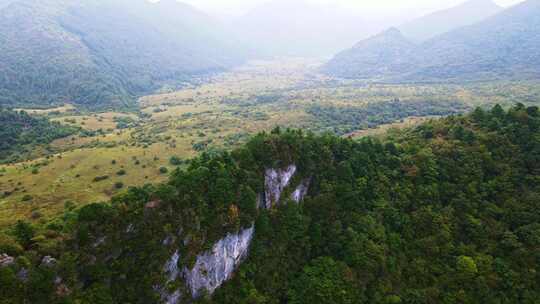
[320,28,416,80]
[324,0,540,82]
[2,104,540,303]
[0,0,247,109]
[232,0,368,57]
[400,0,502,42]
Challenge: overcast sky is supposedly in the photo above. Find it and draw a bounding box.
[181,0,526,16]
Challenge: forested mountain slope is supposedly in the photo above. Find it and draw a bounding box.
[2,104,539,303]
[399,0,502,42]
[324,0,540,82]
[320,28,417,81]
[0,0,246,109]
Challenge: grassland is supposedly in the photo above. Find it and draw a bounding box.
[2,58,540,229]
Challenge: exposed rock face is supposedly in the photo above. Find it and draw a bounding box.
[0,254,14,268]
[184,226,254,298]
[264,165,297,208]
[159,250,182,304]
[159,165,311,303]
[165,291,181,304]
[41,256,57,268]
[291,179,311,203]
[164,250,181,282]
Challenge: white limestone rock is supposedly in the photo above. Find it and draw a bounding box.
[264,165,296,208]
[183,226,254,298]
[291,178,311,203]
[41,256,57,268]
[0,254,14,268]
[164,250,181,282]
[165,290,181,304]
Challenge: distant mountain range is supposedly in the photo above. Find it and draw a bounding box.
[399,0,502,42]
[232,0,369,57]
[0,0,248,109]
[323,0,540,82]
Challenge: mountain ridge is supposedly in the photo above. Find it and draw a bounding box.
[323,0,540,82]
[0,0,247,109]
[399,0,502,42]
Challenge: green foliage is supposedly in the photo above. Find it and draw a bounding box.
[93,175,110,182]
[307,99,468,135]
[288,257,359,304]
[169,156,184,166]
[0,0,246,109]
[12,220,35,248]
[0,109,78,162]
[2,104,540,303]
[159,167,169,174]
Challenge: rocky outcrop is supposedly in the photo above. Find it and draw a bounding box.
[161,226,254,303]
[164,250,181,282]
[291,179,311,203]
[159,165,311,303]
[0,254,14,268]
[41,256,57,268]
[165,291,181,304]
[263,165,297,209]
[184,226,254,298]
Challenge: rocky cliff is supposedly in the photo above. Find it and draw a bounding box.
[184,226,255,298]
[263,165,297,208]
[161,164,309,303]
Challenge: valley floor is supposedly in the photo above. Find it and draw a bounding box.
[2,58,540,228]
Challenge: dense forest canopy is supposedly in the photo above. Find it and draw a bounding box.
[0,109,79,163]
[1,104,539,303]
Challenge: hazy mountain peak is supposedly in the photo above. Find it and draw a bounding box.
[350,27,412,50]
[377,27,404,38]
[399,0,502,41]
[324,0,540,81]
[232,0,367,57]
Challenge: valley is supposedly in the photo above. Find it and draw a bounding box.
[2,58,540,229]
[2,0,540,303]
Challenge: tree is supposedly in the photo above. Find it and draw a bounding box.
[456,256,478,279]
[288,257,360,304]
[12,220,34,248]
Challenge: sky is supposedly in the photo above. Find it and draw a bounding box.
[181,0,526,16]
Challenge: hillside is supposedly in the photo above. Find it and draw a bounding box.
[320,28,416,80]
[0,109,79,163]
[2,104,540,303]
[0,0,246,109]
[324,0,540,82]
[400,0,502,42]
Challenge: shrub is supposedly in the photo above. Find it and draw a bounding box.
[93,175,109,182]
[114,182,124,189]
[169,156,183,166]
[159,167,168,174]
[116,169,126,176]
